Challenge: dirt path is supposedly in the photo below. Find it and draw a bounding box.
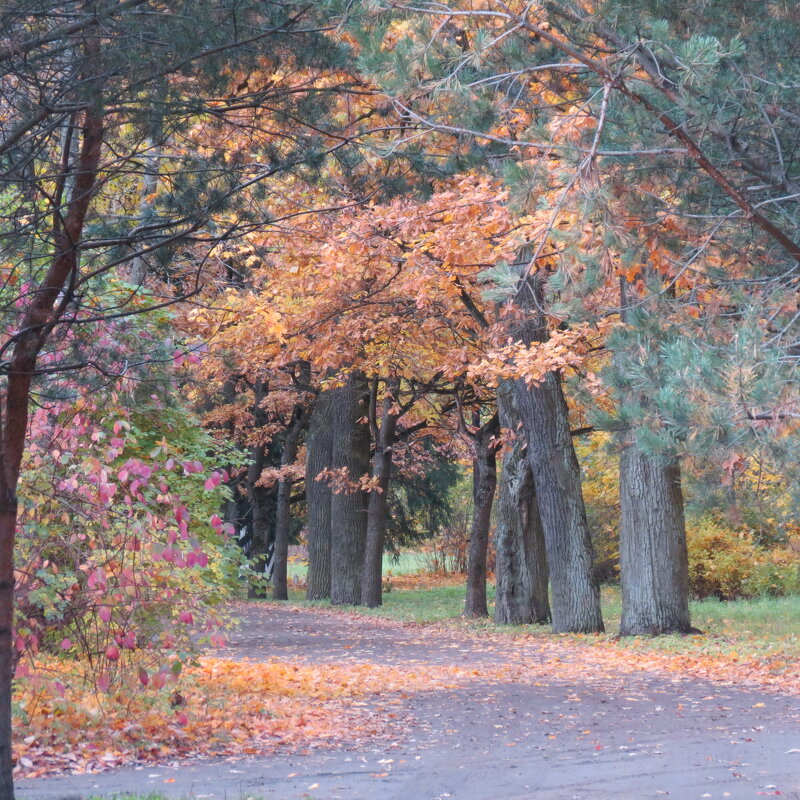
[18,603,800,800]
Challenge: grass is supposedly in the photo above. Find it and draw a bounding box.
[287,549,428,582]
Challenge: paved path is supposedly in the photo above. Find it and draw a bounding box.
[18,604,800,800]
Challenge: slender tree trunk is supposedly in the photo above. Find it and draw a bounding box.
[0,71,103,796]
[245,376,276,598]
[305,390,334,601]
[494,381,550,625]
[512,276,603,633]
[617,279,692,635]
[272,404,308,601]
[619,449,692,634]
[464,413,499,618]
[247,477,276,598]
[361,379,400,608]
[0,493,16,800]
[330,372,371,605]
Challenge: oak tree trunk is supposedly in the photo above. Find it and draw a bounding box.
[464,414,499,618]
[512,276,603,633]
[361,381,400,608]
[330,372,371,606]
[305,390,334,600]
[619,449,691,634]
[494,381,551,625]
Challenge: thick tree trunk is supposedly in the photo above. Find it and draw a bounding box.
[616,278,692,635]
[464,414,499,618]
[272,404,308,601]
[361,380,400,608]
[512,276,603,633]
[619,449,692,634]
[330,372,371,606]
[494,381,550,625]
[305,390,334,601]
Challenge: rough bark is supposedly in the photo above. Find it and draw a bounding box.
[494,381,551,625]
[361,379,400,608]
[616,279,692,635]
[330,372,371,606]
[512,276,603,633]
[272,403,308,601]
[464,413,499,618]
[618,448,692,634]
[305,390,334,601]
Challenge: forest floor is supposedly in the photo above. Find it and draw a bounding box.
[16,600,800,800]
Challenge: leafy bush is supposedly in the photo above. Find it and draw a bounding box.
[742,552,800,598]
[687,517,800,600]
[687,517,756,599]
[15,371,246,697]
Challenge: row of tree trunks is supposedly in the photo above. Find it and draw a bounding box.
[299,301,690,637]
[494,380,551,625]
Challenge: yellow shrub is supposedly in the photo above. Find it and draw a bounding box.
[687,518,756,600]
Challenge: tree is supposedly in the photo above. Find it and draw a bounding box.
[0,1,350,794]
[494,380,550,625]
[345,0,800,636]
[461,408,500,618]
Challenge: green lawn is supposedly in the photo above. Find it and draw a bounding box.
[287,549,428,582]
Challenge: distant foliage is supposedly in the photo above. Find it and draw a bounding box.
[687,517,800,600]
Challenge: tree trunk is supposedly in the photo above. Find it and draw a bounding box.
[361,379,400,608]
[618,448,692,634]
[272,404,308,601]
[494,381,551,625]
[0,496,16,800]
[464,414,499,618]
[330,372,371,605]
[247,477,276,598]
[512,275,603,633]
[305,390,334,601]
[0,80,104,798]
[616,278,692,635]
[245,377,277,599]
